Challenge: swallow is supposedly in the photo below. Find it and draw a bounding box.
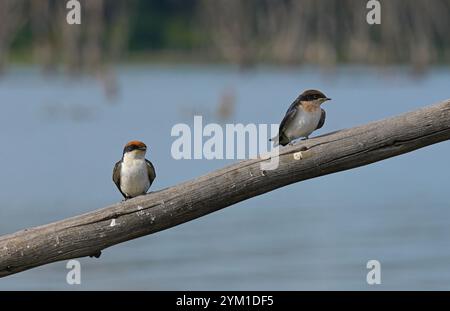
[271,89,331,146]
[113,140,156,199]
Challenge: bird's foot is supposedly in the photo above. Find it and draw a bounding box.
[89,250,102,258]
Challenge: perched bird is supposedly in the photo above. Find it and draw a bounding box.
[113,140,156,199]
[271,89,331,146]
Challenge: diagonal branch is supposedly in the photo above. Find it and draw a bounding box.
[1,99,450,278]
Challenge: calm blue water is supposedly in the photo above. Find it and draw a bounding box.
[0,65,449,290]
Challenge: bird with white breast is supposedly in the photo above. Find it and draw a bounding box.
[271,89,332,146]
[113,140,156,199]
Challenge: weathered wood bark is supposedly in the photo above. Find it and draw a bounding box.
[1,100,450,278]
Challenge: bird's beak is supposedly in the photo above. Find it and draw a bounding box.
[325,97,332,101]
[138,147,146,151]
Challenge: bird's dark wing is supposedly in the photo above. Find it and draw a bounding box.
[145,159,156,186]
[112,160,127,198]
[279,105,298,135]
[316,108,326,130]
[280,96,301,132]
[284,96,300,114]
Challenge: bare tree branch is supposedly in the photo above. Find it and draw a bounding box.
[1,100,450,278]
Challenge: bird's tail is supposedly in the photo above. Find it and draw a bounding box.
[269,134,280,147]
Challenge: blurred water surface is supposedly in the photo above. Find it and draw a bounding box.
[0,65,449,290]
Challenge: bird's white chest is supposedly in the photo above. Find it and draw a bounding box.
[287,108,322,139]
[120,159,149,197]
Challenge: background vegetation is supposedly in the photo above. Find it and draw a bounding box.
[1,0,449,73]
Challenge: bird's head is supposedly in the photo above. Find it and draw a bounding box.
[123,140,147,159]
[299,89,331,106]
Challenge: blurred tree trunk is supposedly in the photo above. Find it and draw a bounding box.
[199,0,450,70]
[0,0,25,74]
[30,0,55,73]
